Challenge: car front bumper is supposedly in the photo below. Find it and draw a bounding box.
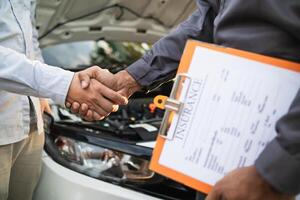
[33,153,161,200]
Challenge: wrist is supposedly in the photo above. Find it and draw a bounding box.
[65,72,79,106]
[116,70,141,96]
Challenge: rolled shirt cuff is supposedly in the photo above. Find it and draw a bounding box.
[53,70,74,106]
[127,58,173,92]
[255,139,300,195]
[126,58,152,87]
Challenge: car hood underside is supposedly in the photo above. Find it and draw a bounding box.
[36,0,196,47]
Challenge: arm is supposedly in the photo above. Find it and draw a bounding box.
[255,89,300,195]
[126,0,214,90]
[0,45,74,106]
[0,46,127,119]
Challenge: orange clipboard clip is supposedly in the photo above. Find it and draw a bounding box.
[153,95,168,110]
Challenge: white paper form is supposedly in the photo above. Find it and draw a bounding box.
[159,46,300,186]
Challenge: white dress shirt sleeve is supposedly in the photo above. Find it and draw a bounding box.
[0,45,74,106]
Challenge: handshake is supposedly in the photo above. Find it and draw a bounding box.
[65,66,141,121]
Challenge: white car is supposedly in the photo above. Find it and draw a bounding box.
[33,0,200,200]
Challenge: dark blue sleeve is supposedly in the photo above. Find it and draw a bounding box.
[255,89,300,195]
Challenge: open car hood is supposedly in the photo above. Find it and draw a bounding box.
[36,0,196,47]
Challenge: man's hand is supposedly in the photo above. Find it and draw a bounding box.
[66,72,127,121]
[77,66,117,90]
[205,166,294,200]
[77,67,141,98]
[67,67,141,121]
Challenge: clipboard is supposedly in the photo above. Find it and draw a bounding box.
[150,40,300,194]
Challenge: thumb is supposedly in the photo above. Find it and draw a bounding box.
[77,72,91,89]
[118,88,128,98]
[117,89,129,105]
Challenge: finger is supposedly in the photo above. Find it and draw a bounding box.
[79,103,89,116]
[205,188,222,200]
[90,103,110,117]
[71,102,80,113]
[112,105,119,112]
[88,80,117,115]
[44,103,52,114]
[66,102,71,108]
[93,112,104,121]
[100,84,128,105]
[83,110,94,121]
[118,88,129,99]
[95,96,116,114]
[88,94,111,116]
[78,71,91,89]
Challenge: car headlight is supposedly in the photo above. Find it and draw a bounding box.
[54,136,155,184]
[42,106,198,200]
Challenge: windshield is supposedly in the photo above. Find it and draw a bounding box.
[42,40,151,73]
